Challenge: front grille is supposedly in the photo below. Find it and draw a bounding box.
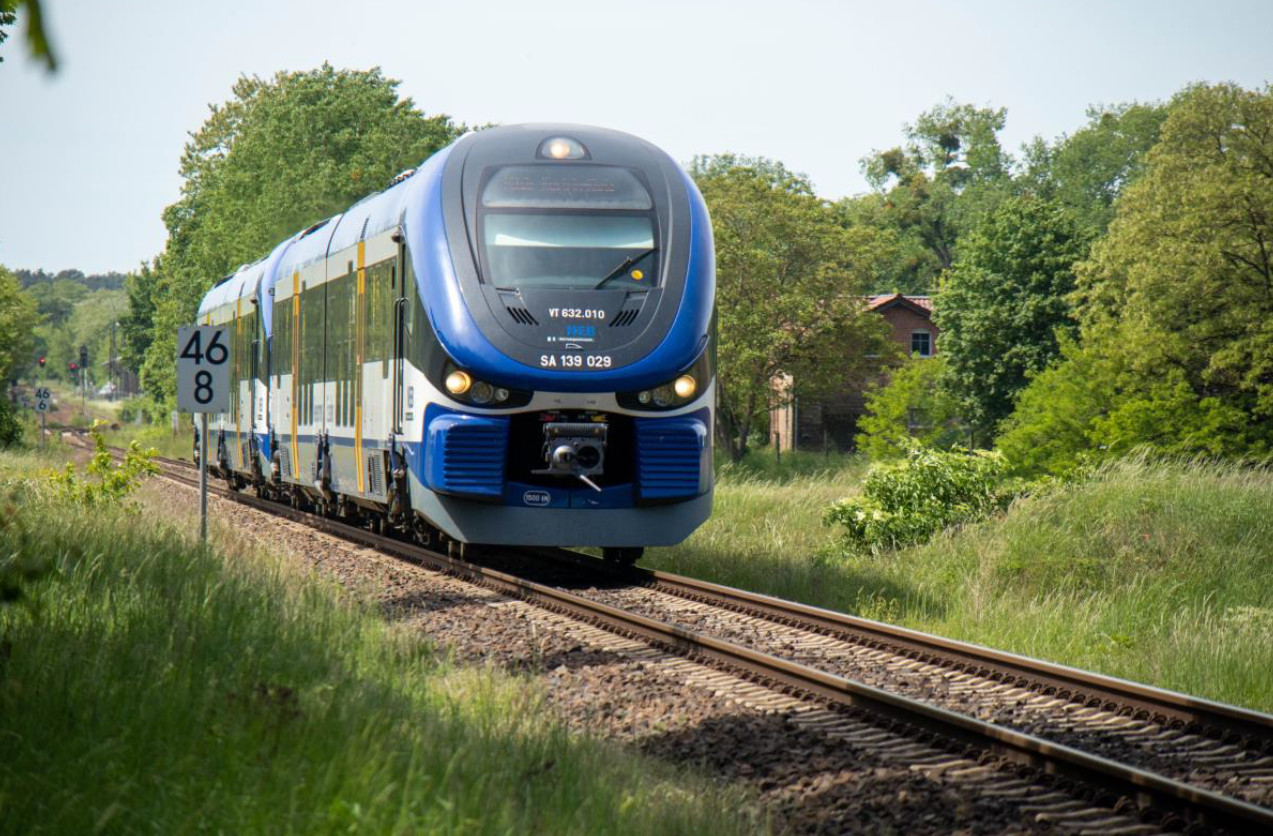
[636,416,707,500]
[426,413,509,498]
[609,308,640,327]
[506,306,539,326]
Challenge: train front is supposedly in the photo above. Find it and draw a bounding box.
[403,124,715,555]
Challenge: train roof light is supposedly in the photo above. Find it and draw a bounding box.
[538,136,588,160]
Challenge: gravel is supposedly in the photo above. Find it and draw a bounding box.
[141,478,1154,834]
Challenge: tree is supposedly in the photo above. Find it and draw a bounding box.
[119,257,159,374]
[142,65,463,403]
[0,265,40,382]
[691,155,893,460]
[1075,83,1273,444]
[855,355,963,461]
[935,196,1089,442]
[1020,102,1167,237]
[999,83,1273,473]
[859,99,1013,289]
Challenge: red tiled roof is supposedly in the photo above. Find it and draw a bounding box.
[867,293,933,312]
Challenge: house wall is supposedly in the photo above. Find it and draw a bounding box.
[769,297,939,452]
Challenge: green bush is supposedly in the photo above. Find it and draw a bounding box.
[47,421,158,505]
[855,355,963,461]
[824,445,1009,553]
[0,399,22,449]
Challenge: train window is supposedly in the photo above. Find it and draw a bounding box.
[481,165,651,210]
[481,213,657,291]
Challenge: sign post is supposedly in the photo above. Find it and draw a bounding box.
[176,325,230,545]
[34,387,51,447]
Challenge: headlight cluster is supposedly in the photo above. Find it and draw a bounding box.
[635,374,698,407]
[443,365,531,407]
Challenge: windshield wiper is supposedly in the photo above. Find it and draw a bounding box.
[595,248,658,290]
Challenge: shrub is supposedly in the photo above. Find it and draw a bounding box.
[47,421,158,505]
[0,399,22,449]
[855,355,963,461]
[824,445,1009,553]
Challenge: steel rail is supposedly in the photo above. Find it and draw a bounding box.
[525,546,1273,749]
[137,453,1273,833]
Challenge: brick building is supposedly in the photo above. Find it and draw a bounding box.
[770,294,938,452]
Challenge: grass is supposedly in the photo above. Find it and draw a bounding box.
[649,455,1273,712]
[0,448,757,835]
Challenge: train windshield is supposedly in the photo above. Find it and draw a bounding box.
[479,165,658,291]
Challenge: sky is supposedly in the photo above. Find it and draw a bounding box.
[1,0,1271,275]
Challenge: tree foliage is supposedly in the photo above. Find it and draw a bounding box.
[855,356,963,461]
[1000,83,1273,472]
[1020,103,1166,237]
[935,196,1089,440]
[142,65,463,403]
[119,258,160,375]
[0,265,39,381]
[691,155,892,460]
[859,99,1013,288]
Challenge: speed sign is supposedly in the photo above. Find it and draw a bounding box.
[176,325,230,413]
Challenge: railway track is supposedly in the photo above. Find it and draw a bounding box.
[141,450,1273,833]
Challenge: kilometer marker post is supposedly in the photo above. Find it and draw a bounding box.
[176,325,230,547]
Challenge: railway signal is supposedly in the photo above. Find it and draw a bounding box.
[176,325,230,544]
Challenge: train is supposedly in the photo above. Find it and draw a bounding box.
[195,124,716,563]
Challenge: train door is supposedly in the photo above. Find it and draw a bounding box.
[392,236,406,436]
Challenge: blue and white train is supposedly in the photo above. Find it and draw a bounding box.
[195,124,715,562]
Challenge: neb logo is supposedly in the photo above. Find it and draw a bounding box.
[522,490,551,507]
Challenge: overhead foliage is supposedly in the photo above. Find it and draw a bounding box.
[691,155,893,461]
[935,195,1089,441]
[142,64,463,404]
[0,0,54,70]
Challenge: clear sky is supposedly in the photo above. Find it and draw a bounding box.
[1,0,1270,275]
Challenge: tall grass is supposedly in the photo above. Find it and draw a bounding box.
[0,451,755,835]
[650,455,1273,711]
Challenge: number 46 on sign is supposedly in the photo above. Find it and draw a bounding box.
[176,325,230,413]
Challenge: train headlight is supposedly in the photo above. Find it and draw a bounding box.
[445,370,472,395]
[494,387,510,403]
[674,375,697,399]
[470,381,494,405]
[652,385,675,407]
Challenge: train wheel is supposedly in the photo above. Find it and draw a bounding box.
[603,547,644,566]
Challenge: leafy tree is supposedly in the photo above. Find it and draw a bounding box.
[855,356,963,460]
[860,99,1013,288]
[119,258,160,374]
[143,65,463,403]
[0,265,39,382]
[1020,102,1167,236]
[1075,82,1273,444]
[691,155,893,460]
[935,196,1089,442]
[1000,83,1273,473]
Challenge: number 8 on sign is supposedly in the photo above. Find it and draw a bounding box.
[176,325,231,413]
